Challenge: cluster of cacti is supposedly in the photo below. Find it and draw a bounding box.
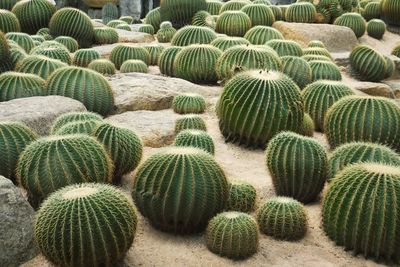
[54,120,102,136]
[171,25,217,46]
[192,10,216,29]
[102,3,119,25]
[366,19,386,39]
[215,11,251,37]
[31,46,72,65]
[17,135,113,207]
[299,113,315,137]
[334,13,366,38]
[210,36,250,51]
[322,163,400,262]
[132,147,228,233]
[175,114,207,133]
[286,2,316,23]
[50,111,103,134]
[0,9,20,33]
[156,21,177,42]
[110,44,150,69]
[309,60,342,81]
[266,39,303,57]
[381,0,400,26]
[16,55,67,79]
[362,2,381,21]
[206,212,258,259]
[49,7,94,48]
[158,46,182,76]
[73,48,101,67]
[54,36,79,52]
[281,56,312,89]
[11,0,56,35]
[144,7,161,32]
[243,25,283,45]
[226,181,256,213]
[94,27,119,45]
[0,122,37,183]
[257,197,308,240]
[241,4,275,26]
[217,71,303,148]
[5,32,34,53]
[138,24,155,34]
[350,44,387,82]
[220,0,249,13]
[206,0,223,15]
[120,59,148,73]
[172,93,206,114]
[35,183,137,267]
[174,129,215,154]
[0,71,45,101]
[160,0,207,28]
[143,44,164,65]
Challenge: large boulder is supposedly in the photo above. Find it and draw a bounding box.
[273,21,359,52]
[0,96,86,135]
[116,29,155,43]
[119,0,142,20]
[0,176,37,267]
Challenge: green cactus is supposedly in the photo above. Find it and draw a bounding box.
[119,16,133,24]
[265,131,327,203]
[392,44,400,58]
[16,55,67,79]
[253,0,272,4]
[334,13,366,38]
[115,23,131,31]
[307,40,325,48]
[94,27,119,45]
[17,135,114,207]
[269,5,283,20]
[243,25,283,45]
[156,27,177,43]
[31,46,72,65]
[109,44,150,70]
[301,80,354,131]
[174,129,214,154]
[172,93,206,114]
[132,147,228,233]
[143,44,164,66]
[138,24,155,34]
[206,212,258,259]
[160,0,207,28]
[281,56,312,89]
[30,35,45,43]
[5,32,34,53]
[0,71,45,101]
[175,114,207,133]
[8,44,26,68]
[54,36,79,53]
[11,0,56,35]
[36,27,52,40]
[315,7,331,23]
[210,36,250,51]
[35,183,137,267]
[192,10,216,29]
[286,2,317,23]
[51,111,103,134]
[384,55,395,79]
[207,0,223,15]
[158,46,183,76]
[171,25,217,46]
[241,3,275,27]
[73,48,100,67]
[0,122,37,183]
[217,71,303,148]
[54,120,102,136]
[366,19,386,39]
[309,60,342,81]
[174,44,222,84]
[381,0,400,26]
[362,2,381,21]
[0,9,20,33]
[49,7,95,48]
[120,59,148,73]
[302,54,331,62]
[325,96,400,151]
[145,7,161,32]
[226,181,256,213]
[303,47,332,59]
[0,0,21,10]
[257,197,308,240]
[215,11,251,37]
[266,39,303,57]
[299,113,315,137]
[215,45,282,82]
[220,0,250,13]
[350,44,387,82]
[102,3,119,25]
[322,163,400,262]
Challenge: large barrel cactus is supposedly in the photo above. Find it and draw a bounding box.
[35,183,137,267]
[101,3,118,25]
[16,55,68,80]
[0,71,45,101]
[31,46,72,65]
[285,2,316,23]
[0,9,20,33]
[160,0,207,28]
[350,45,387,82]
[144,7,161,32]
[226,180,257,213]
[143,44,164,66]
[241,4,275,26]
[220,0,250,13]
[73,48,101,67]
[243,25,283,45]
[174,129,215,154]
[171,25,217,46]
[172,93,206,114]
[207,0,223,15]
[281,56,312,89]
[381,0,400,26]
[51,111,103,134]
[158,46,183,77]
[215,10,251,37]
[109,44,150,69]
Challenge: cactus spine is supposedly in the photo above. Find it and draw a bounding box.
[120,59,148,73]
[51,111,103,134]
[285,2,317,23]
[281,56,312,89]
[171,25,217,46]
[88,59,116,75]
[0,9,20,33]
[241,4,275,26]
[158,46,182,76]
[334,13,366,38]
[16,55,68,80]
[244,25,283,45]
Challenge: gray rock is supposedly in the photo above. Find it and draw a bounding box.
[332,52,350,67]
[270,0,296,4]
[108,73,220,114]
[352,81,396,98]
[88,8,103,19]
[383,80,400,99]
[119,0,141,20]
[116,29,155,43]
[0,96,87,135]
[107,110,180,147]
[0,177,37,267]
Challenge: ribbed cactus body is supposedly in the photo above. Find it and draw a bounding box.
[132,147,228,233]
[322,163,400,262]
[384,55,395,79]
[210,36,249,51]
[244,25,283,45]
[137,23,153,34]
[215,11,251,37]
[174,129,214,154]
[286,2,316,23]
[102,3,118,25]
[54,36,79,53]
[207,0,223,15]
[381,0,400,26]
[269,5,283,20]
[309,60,342,81]
[31,46,72,65]
[55,120,102,136]
[302,54,331,62]
[303,47,332,59]
[47,67,114,116]
[5,32,34,53]
[73,48,101,67]
[172,93,206,114]
[217,71,303,148]
[171,25,217,46]
[110,44,150,69]
[158,46,182,76]
[253,0,272,4]
[16,55,67,79]
[220,0,250,13]
[160,0,207,28]
[308,40,325,48]
[325,96,400,151]
[241,4,275,26]
[143,44,164,65]
[156,27,177,43]
[281,56,312,89]
[192,11,216,29]
[11,0,56,34]
[334,13,366,38]
[120,59,148,73]
[0,0,20,10]
[0,9,20,33]
[145,7,161,32]
[299,113,315,137]
[226,181,256,212]
[362,2,381,20]
[367,19,386,39]
[119,16,133,24]
[17,135,113,206]
[0,122,37,182]
[265,131,328,203]
[175,114,207,133]
[94,27,119,45]
[266,39,303,57]
[8,44,26,68]
[257,197,308,240]
[116,24,132,31]
[392,44,400,58]
[301,80,354,131]
[35,183,137,267]
[51,111,103,134]
[0,71,45,101]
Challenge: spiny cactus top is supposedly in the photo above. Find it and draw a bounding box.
[220,0,250,13]
[35,183,138,267]
[210,36,250,51]
[88,59,116,75]
[94,27,119,45]
[132,147,228,234]
[281,56,312,89]
[266,39,303,57]
[0,9,20,33]
[172,93,206,114]
[31,46,72,65]
[350,44,387,82]
[109,44,150,69]
[5,32,34,53]
[226,180,257,213]
[0,71,45,101]
[334,12,366,38]
[73,48,101,67]
[309,60,342,81]
[322,163,400,263]
[171,25,217,46]
[174,129,215,154]
[308,40,325,48]
[244,25,283,45]
[16,55,68,80]
[54,120,102,136]
[54,36,79,53]
[158,46,183,77]
[144,7,161,31]
[51,111,103,134]
[241,3,275,26]
[160,0,207,28]
[286,2,316,23]
[175,114,207,133]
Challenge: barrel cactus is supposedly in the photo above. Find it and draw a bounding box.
[31,46,72,65]
[192,10,216,29]
[174,129,215,154]
[299,113,315,137]
[367,19,386,39]
[286,2,316,23]
[172,93,206,114]
[220,0,250,13]
[171,25,217,46]
[266,39,303,57]
[102,3,118,25]
[265,131,328,203]
[210,36,250,51]
[334,13,366,38]
[303,47,332,59]
[207,0,223,15]
[243,25,283,45]
[160,0,207,28]
[206,212,258,259]
[5,32,34,53]
[0,9,20,33]
[54,120,102,136]
[54,36,79,53]
[107,19,128,29]
[119,16,133,24]
[109,44,150,69]
[156,22,177,42]
[226,180,257,213]
[120,59,148,73]
[392,44,400,58]
[175,114,207,133]
[325,96,400,151]
[144,7,161,32]
[88,59,116,75]
[36,27,52,39]
[0,71,45,101]
[16,55,67,79]
[257,197,308,240]
[143,44,164,65]
[269,5,283,20]
[51,111,103,134]
[309,60,342,81]
[308,40,325,48]
[35,183,137,267]
[322,163,400,262]
[138,24,155,34]
[72,49,101,67]
[0,0,20,10]
[281,56,312,89]
[94,27,119,45]
[381,0,400,26]
[132,147,228,233]
[384,55,395,79]
[362,2,381,21]
[158,46,183,76]
[241,3,275,26]
[302,54,331,62]
[215,10,251,37]
[217,71,303,147]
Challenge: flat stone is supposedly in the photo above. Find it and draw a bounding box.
[351,81,396,98]
[332,52,350,67]
[383,80,400,98]
[0,96,87,135]
[91,19,105,27]
[116,29,155,43]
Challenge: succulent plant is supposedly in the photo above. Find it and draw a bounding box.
[115,23,131,31]
[143,44,164,65]
[269,5,283,20]
[241,4,275,26]
[265,131,328,203]
[109,44,150,69]
[5,32,34,53]
[308,40,325,48]
[132,147,228,233]
[36,27,51,37]
[0,122,37,182]
[286,2,316,23]
[0,9,20,33]
[0,71,45,101]
[210,36,250,51]
[381,0,400,26]
[174,129,214,154]
[138,23,155,34]
[119,59,147,73]
[54,120,102,136]
[362,2,381,21]
[302,54,331,62]
[257,197,308,240]
[156,24,177,43]
[50,111,103,134]
[73,48,101,67]
[299,113,315,137]
[334,13,366,38]
[17,135,113,207]
[217,71,303,148]
[206,0,223,15]
[144,7,161,32]
[266,39,303,57]
[253,0,272,4]
[384,55,395,79]
[160,0,207,28]
[322,163,400,262]
[106,19,126,29]
[206,212,258,259]
[175,114,207,133]
[303,47,332,59]
[309,60,342,81]
[31,46,72,65]
[171,25,217,46]
[366,19,386,39]
[31,35,45,43]
[94,27,119,45]
[54,36,79,52]
[350,45,387,82]
[392,44,400,58]
[220,0,250,13]
[226,180,256,213]
[281,56,312,89]
[102,3,119,25]
[0,0,20,10]
[215,10,251,37]
[16,55,67,79]
[243,25,283,45]
[158,46,183,76]
[35,183,137,267]
[8,43,26,68]
[119,15,133,24]
[49,7,95,48]
[172,93,206,114]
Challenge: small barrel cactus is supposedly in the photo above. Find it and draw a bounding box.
[94,27,119,45]
[109,44,150,69]
[31,46,72,65]
[299,113,315,137]
[285,2,316,23]
[120,59,148,73]
[192,10,216,29]
[226,180,257,213]
[309,60,342,81]
[384,55,395,79]
[334,12,366,38]
[367,19,386,39]
[0,9,20,33]
[5,32,34,53]
[269,5,283,20]
[114,23,130,31]
[381,0,400,26]
[88,59,116,75]
[303,47,332,59]
[266,39,303,57]
[102,3,119,25]
[160,0,207,28]
[51,111,103,134]
[265,131,328,203]
[143,44,164,65]
[207,0,223,15]
[281,56,312,89]
[210,36,250,51]
[243,25,283,45]
[54,36,79,53]
[174,129,215,154]
[172,93,206,114]
[35,183,137,267]
[206,212,258,259]
[132,147,228,233]
[392,44,400,58]
[302,54,331,62]
[144,7,161,32]
[215,10,251,37]
[119,15,133,24]
[241,4,275,26]
[156,23,177,43]
[257,197,308,240]
[0,71,45,101]
[73,48,101,67]
[308,40,325,48]
[54,120,102,136]
[158,46,183,77]
[138,24,155,34]
[362,2,381,21]
[16,55,68,80]
[175,114,207,133]
[171,25,217,46]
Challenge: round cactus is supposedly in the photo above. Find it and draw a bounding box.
[362,2,381,21]
[210,36,249,51]
[302,54,331,62]
[120,59,148,73]
[138,24,154,34]
[281,56,312,89]
[322,163,400,262]
[36,27,52,40]
[308,40,325,48]
[156,25,177,43]
[392,44,400,58]
[243,25,283,45]
[172,93,206,114]
[54,36,79,53]
[217,71,303,148]
[55,120,102,136]
[171,25,217,46]
[0,9,20,33]
[192,10,216,29]
[0,0,21,10]
[143,44,164,66]
[301,80,354,131]
[384,55,395,79]
[215,11,251,37]
[367,19,386,39]
[269,5,283,20]
[116,24,132,32]
[119,15,133,24]
[266,131,328,203]
[17,135,113,206]
[175,114,207,133]
[8,44,26,68]
[109,44,150,69]
[253,0,272,4]
[207,0,223,15]
[132,147,228,233]
[241,3,275,26]
[73,48,101,67]
[325,96,400,151]
[266,39,303,57]
[35,183,137,267]
[5,32,34,53]
[16,55,67,79]
[102,3,118,25]
[144,7,161,32]
[220,0,250,13]
[334,13,366,38]
[31,46,72,65]
[174,129,215,154]
[0,71,45,101]
[51,111,103,134]
[226,180,256,213]
[47,67,114,116]
[0,122,37,182]
[257,197,308,240]
[107,20,127,29]
[381,0,400,26]
[158,46,183,76]
[206,212,258,259]
[286,2,316,23]
[94,27,119,45]
[49,7,95,48]
[309,60,342,81]
[160,0,207,28]
[30,34,45,43]
[303,47,332,59]
[88,59,116,75]
[299,113,315,137]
